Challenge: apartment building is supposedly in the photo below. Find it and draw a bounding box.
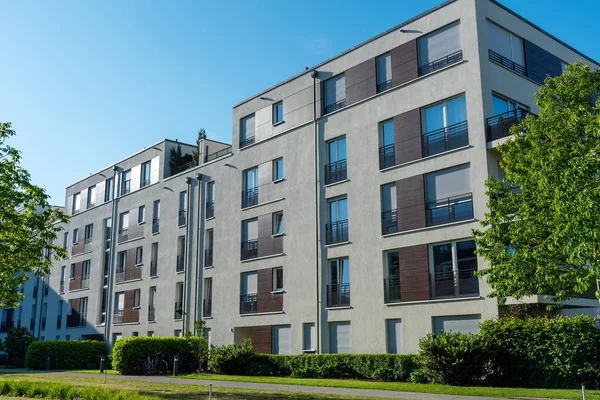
[2,0,599,354]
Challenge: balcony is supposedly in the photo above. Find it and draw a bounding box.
[152,218,159,234]
[171,161,196,176]
[325,220,349,245]
[205,147,232,163]
[206,201,214,219]
[118,224,143,243]
[488,49,526,76]
[140,178,150,188]
[377,79,392,93]
[381,209,398,235]
[240,136,255,148]
[241,239,258,261]
[418,50,463,76]
[148,306,155,322]
[379,144,395,170]
[83,237,93,252]
[240,294,257,314]
[178,209,187,227]
[486,109,535,142]
[425,193,474,227]
[81,274,90,290]
[203,298,212,318]
[384,275,401,303]
[121,181,131,195]
[204,248,213,267]
[422,120,469,157]
[323,99,346,115]
[174,302,183,320]
[176,255,185,273]
[241,187,258,208]
[113,310,124,324]
[430,267,479,299]
[324,159,347,185]
[326,283,350,307]
[150,260,158,277]
[115,266,141,283]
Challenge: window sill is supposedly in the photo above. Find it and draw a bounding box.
[324,241,350,248]
[382,219,476,237]
[241,197,285,211]
[203,316,213,320]
[112,322,141,326]
[68,288,90,293]
[133,306,141,310]
[240,311,284,317]
[178,224,187,228]
[379,145,471,173]
[150,275,158,279]
[241,253,285,263]
[117,236,145,245]
[326,305,352,310]
[324,179,349,188]
[272,178,285,184]
[272,120,285,127]
[71,249,93,257]
[271,289,285,294]
[135,263,143,267]
[176,270,185,274]
[204,265,215,270]
[116,278,143,285]
[384,296,483,307]
[205,216,216,221]
[152,232,160,236]
[271,233,284,238]
[138,221,146,226]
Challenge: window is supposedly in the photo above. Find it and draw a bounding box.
[242,167,259,208]
[176,236,185,272]
[178,191,187,226]
[379,120,395,169]
[57,300,63,328]
[121,169,131,195]
[422,95,468,156]
[384,251,400,303]
[82,260,90,278]
[323,74,346,114]
[203,278,212,317]
[72,228,79,245]
[174,329,182,337]
[135,246,143,265]
[326,197,348,244]
[138,205,145,224]
[72,192,81,213]
[150,243,158,277]
[147,331,154,337]
[328,258,350,307]
[241,218,258,260]
[418,21,462,75]
[115,292,125,311]
[41,303,47,330]
[112,333,122,342]
[240,271,258,314]
[430,239,479,298]
[133,289,140,308]
[376,52,392,92]
[425,164,473,226]
[119,211,129,232]
[63,232,69,249]
[84,224,93,243]
[433,315,481,335]
[329,321,351,354]
[492,93,529,116]
[273,101,283,124]
[60,266,66,291]
[152,200,160,233]
[104,218,112,250]
[303,323,316,352]
[67,299,73,315]
[87,186,96,208]
[273,267,283,291]
[272,325,291,355]
[65,335,70,340]
[272,158,283,182]
[240,114,256,147]
[104,178,114,202]
[174,282,184,319]
[141,161,151,187]
[381,183,398,234]
[132,332,139,337]
[325,137,347,184]
[206,181,215,218]
[117,251,126,272]
[70,264,75,280]
[386,319,402,354]
[487,21,524,70]
[272,211,284,235]
[204,229,214,268]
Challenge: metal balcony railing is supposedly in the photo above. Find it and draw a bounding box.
[152,218,159,234]
[241,187,259,208]
[241,239,258,260]
[174,302,183,319]
[205,201,214,219]
[240,294,257,314]
[419,50,463,76]
[384,275,401,303]
[240,136,255,148]
[323,99,346,115]
[485,109,536,142]
[381,209,398,235]
[148,306,155,322]
[327,283,350,307]
[178,209,187,226]
[203,299,212,318]
[422,120,469,157]
[425,192,474,226]
[204,248,213,267]
[176,255,185,273]
[377,79,392,93]
[115,269,126,283]
[81,274,90,289]
[430,266,479,299]
[140,178,150,188]
[205,147,232,163]
[488,49,526,76]
[379,144,395,169]
[87,200,95,209]
[324,159,347,185]
[170,161,196,176]
[118,228,129,243]
[325,220,349,245]
[113,310,124,324]
[121,180,131,195]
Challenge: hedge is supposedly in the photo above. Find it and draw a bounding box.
[25,340,107,370]
[0,380,158,400]
[419,316,600,388]
[112,336,207,375]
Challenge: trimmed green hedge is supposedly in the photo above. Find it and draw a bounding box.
[0,380,158,400]
[25,340,107,370]
[112,336,207,375]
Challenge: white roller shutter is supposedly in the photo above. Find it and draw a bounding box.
[130,164,141,192]
[96,182,105,205]
[242,272,257,295]
[487,21,523,66]
[329,322,351,354]
[303,323,316,351]
[241,114,256,141]
[325,74,346,107]
[272,325,291,355]
[433,315,481,335]
[79,190,87,211]
[243,219,258,241]
[66,195,73,215]
[425,164,471,202]
[381,183,397,211]
[150,156,160,184]
[418,22,461,66]
[386,319,402,354]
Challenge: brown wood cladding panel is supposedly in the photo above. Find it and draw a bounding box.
[391,39,418,87]
[257,268,283,313]
[399,244,430,301]
[345,58,376,106]
[66,297,81,327]
[69,262,82,291]
[125,248,142,281]
[123,290,139,323]
[394,108,422,165]
[397,175,425,232]
[251,325,272,354]
[71,228,84,256]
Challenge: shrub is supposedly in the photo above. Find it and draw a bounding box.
[112,336,207,375]
[409,368,428,384]
[208,339,256,375]
[418,332,487,385]
[0,380,158,399]
[25,340,107,370]
[2,326,35,367]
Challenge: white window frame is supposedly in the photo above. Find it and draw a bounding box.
[272,211,284,236]
[272,101,284,125]
[272,158,284,182]
[135,246,143,266]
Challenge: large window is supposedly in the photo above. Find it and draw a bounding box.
[273,101,283,124]
[326,197,348,244]
[141,161,151,188]
[272,158,283,182]
[152,200,160,233]
[325,137,347,185]
[376,52,392,93]
[381,183,397,234]
[430,240,479,298]
[240,114,256,147]
[383,251,400,303]
[121,170,131,195]
[327,258,350,307]
[492,93,528,116]
[104,178,114,202]
[241,218,258,260]
[242,167,259,208]
[87,186,96,208]
[425,164,473,226]
[418,22,462,75]
[178,191,187,226]
[240,271,258,314]
[206,181,215,219]
[272,211,284,235]
[379,120,395,169]
[72,192,81,214]
[84,224,93,243]
[422,95,468,156]
[487,21,525,74]
[323,74,346,114]
[329,321,351,354]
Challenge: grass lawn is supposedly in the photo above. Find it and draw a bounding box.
[0,373,393,400]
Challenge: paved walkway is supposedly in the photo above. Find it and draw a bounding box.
[0,370,544,400]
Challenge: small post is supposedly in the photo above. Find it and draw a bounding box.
[582,383,587,400]
[208,384,213,400]
[104,369,107,384]
[173,356,179,376]
[45,357,50,370]
[100,357,105,373]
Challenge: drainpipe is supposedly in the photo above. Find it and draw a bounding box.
[104,165,118,345]
[194,173,203,329]
[35,276,42,339]
[311,70,321,353]
[182,177,192,334]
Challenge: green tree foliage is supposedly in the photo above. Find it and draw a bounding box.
[2,326,35,367]
[169,143,194,173]
[473,63,600,301]
[0,122,68,308]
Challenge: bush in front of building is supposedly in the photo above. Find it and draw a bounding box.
[0,380,157,400]
[207,338,256,375]
[25,340,107,370]
[419,316,600,388]
[1,326,35,368]
[112,336,207,375]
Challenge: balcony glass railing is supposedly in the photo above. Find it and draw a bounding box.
[326,283,350,307]
[379,144,395,169]
[485,109,535,142]
[240,294,257,314]
[240,136,255,148]
[425,193,473,226]
[241,239,258,260]
[384,275,401,303]
[241,187,259,208]
[377,79,392,93]
[323,99,346,115]
[430,266,479,298]
[381,209,398,235]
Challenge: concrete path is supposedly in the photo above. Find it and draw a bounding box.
[0,370,550,400]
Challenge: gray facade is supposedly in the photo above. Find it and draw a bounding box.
[2,0,599,354]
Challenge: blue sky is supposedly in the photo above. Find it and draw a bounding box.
[1,0,598,203]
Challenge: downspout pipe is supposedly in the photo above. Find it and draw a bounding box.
[182,176,192,334]
[311,69,321,354]
[104,165,118,346]
[194,173,203,330]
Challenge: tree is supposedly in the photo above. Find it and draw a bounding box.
[2,326,35,367]
[0,123,68,308]
[473,63,600,302]
[192,128,207,166]
[169,143,194,173]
